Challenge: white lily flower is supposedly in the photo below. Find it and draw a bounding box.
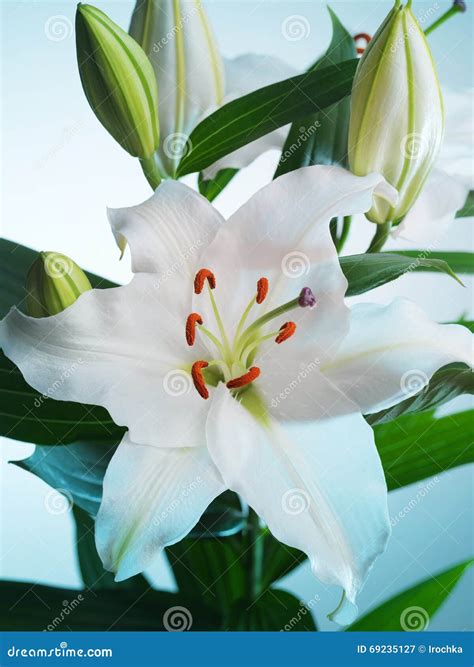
[129,0,295,177]
[1,167,472,623]
[392,88,473,244]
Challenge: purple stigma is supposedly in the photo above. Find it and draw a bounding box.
[453,0,466,12]
[298,287,317,309]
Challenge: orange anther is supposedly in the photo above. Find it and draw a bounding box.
[194,269,216,294]
[275,321,297,344]
[226,366,261,390]
[354,32,371,55]
[191,361,209,399]
[186,313,203,346]
[256,277,269,304]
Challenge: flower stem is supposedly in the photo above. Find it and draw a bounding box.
[139,154,162,190]
[336,215,352,254]
[367,221,391,253]
[425,2,465,36]
[247,508,263,599]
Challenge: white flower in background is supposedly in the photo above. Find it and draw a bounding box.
[1,167,472,624]
[129,0,295,178]
[392,88,473,244]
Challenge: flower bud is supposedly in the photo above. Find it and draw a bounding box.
[26,252,92,318]
[129,0,224,176]
[348,1,444,224]
[76,3,160,159]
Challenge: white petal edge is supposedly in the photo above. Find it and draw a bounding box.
[322,299,474,415]
[96,432,225,580]
[108,180,223,276]
[206,385,390,624]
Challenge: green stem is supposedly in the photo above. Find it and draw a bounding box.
[139,154,162,190]
[247,508,263,599]
[425,3,465,36]
[367,221,392,253]
[336,215,352,254]
[236,297,300,356]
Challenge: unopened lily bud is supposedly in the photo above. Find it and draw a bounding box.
[26,252,92,318]
[348,1,444,224]
[76,3,160,159]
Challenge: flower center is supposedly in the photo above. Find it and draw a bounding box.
[185,268,317,400]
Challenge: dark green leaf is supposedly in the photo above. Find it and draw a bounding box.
[227,589,316,631]
[366,363,474,425]
[188,491,246,538]
[455,190,474,218]
[347,559,473,631]
[0,351,124,446]
[177,59,358,177]
[374,410,474,490]
[388,250,473,274]
[0,581,219,631]
[73,505,116,589]
[341,252,462,297]
[274,7,355,178]
[261,530,306,588]
[0,238,116,319]
[166,535,247,612]
[198,168,238,202]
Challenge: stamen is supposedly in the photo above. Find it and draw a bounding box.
[185,313,203,346]
[275,321,297,344]
[226,366,261,390]
[256,277,269,304]
[194,268,216,294]
[191,360,209,399]
[354,32,371,55]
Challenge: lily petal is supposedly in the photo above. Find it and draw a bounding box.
[96,432,225,580]
[203,54,297,180]
[108,180,223,276]
[196,166,396,362]
[322,299,474,415]
[206,385,390,623]
[0,275,210,448]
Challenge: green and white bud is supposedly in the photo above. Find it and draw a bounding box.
[348,1,444,224]
[76,3,160,160]
[26,252,92,318]
[129,0,224,176]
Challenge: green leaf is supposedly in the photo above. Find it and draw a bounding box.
[389,250,473,274]
[261,531,306,588]
[274,7,356,178]
[198,168,238,202]
[188,491,246,539]
[366,363,474,425]
[166,535,247,613]
[456,190,474,218]
[347,559,473,631]
[176,59,358,177]
[341,252,462,297]
[374,410,474,491]
[453,318,474,332]
[0,581,220,630]
[227,589,316,631]
[0,351,124,446]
